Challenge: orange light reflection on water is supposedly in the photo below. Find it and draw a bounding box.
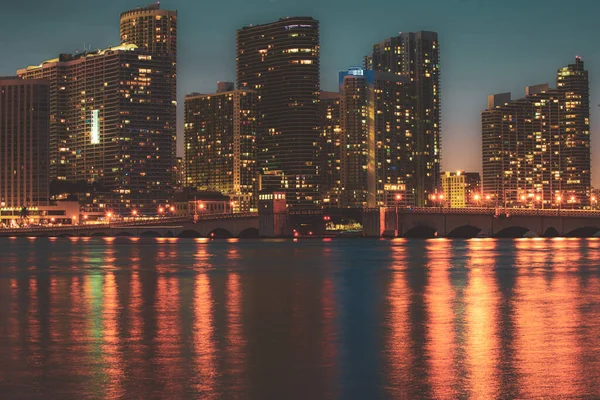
[194,273,216,395]
[464,239,500,398]
[384,243,412,396]
[424,239,459,398]
[513,239,582,398]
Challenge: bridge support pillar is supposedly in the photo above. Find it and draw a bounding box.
[258,191,290,237]
[362,208,397,237]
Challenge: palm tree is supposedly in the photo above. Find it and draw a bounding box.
[20,206,29,225]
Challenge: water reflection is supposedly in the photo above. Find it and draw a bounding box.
[0,238,599,399]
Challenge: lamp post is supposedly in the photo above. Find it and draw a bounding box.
[438,194,445,212]
[570,196,576,210]
[556,195,562,215]
[592,195,597,211]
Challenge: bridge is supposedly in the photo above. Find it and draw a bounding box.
[0,213,259,238]
[4,207,600,239]
[363,207,600,238]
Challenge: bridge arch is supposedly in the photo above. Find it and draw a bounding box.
[91,232,107,237]
[447,225,482,239]
[140,231,161,238]
[494,226,529,238]
[566,226,600,238]
[115,231,134,237]
[178,229,202,238]
[208,228,233,239]
[543,227,559,238]
[404,226,437,239]
[238,227,259,238]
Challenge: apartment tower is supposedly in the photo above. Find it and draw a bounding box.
[236,17,320,208]
[184,85,258,212]
[0,77,50,207]
[482,57,590,209]
[366,32,441,206]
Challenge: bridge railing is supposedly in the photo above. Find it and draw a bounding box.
[396,207,600,218]
[0,213,259,235]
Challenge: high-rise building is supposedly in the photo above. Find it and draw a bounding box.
[339,67,413,208]
[464,172,481,206]
[365,32,441,206]
[120,3,177,56]
[0,77,50,207]
[184,87,258,212]
[18,4,177,214]
[318,91,342,207]
[441,171,480,208]
[174,157,185,191]
[236,17,320,209]
[482,57,590,209]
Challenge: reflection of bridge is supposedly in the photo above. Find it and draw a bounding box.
[363,207,600,238]
[0,214,259,238]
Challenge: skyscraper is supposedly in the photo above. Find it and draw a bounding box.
[0,77,50,207]
[339,68,413,208]
[18,4,177,214]
[366,32,441,206]
[120,3,177,56]
[318,91,342,207]
[236,17,320,209]
[184,86,258,212]
[482,57,590,209]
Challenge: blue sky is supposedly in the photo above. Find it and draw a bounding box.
[1,0,598,184]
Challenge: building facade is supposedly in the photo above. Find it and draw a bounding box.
[319,91,342,207]
[120,3,177,56]
[18,4,177,214]
[441,171,480,208]
[184,87,258,212]
[365,32,441,206]
[0,77,50,208]
[236,17,320,209]
[482,58,590,209]
[338,68,413,208]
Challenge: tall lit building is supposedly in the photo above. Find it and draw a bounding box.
[339,67,413,208]
[237,17,320,209]
[184,86,258,212]
[18,4,177,213]
[464,172,481,206]
[441,171,480,208]
[482,57,590,209]
[365,32,441,206]
[120,3,177,56]
[0,77,50,207]
[319,91,341,207]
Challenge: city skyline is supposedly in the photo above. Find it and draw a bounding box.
[1,0,598,184]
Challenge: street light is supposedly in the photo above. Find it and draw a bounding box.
[556,195,562,213]
[570,196,576,210]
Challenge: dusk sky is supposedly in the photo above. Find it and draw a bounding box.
[1,0,598,185]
